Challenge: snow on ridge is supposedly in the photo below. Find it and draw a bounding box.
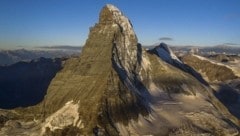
[106,3,138,80]
[104,4,135,37]
[41,100,82,135]
[106,4,121,13]
[160,43,181,62]
[193,54,228,67]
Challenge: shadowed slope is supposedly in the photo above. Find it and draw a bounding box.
[0,58,62,108]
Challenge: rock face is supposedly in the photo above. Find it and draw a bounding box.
[0,4,239,136]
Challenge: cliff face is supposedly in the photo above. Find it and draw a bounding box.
[0,4,239,136]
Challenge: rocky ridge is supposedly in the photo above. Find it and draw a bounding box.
[181,54,238,82]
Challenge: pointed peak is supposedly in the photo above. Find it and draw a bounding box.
[98,4,136,41]
[105,4,121,12]
[99,4,123,24]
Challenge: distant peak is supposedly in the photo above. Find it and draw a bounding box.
[155,42,170,54]
[158,42,168,48]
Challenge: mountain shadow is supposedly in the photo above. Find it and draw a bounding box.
[0,57,63,109]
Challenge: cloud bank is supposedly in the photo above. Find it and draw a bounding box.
[159,37,173,41]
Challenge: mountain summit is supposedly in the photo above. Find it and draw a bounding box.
[0,4,239,136]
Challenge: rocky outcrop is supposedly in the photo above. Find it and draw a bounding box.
[0,4,239,136]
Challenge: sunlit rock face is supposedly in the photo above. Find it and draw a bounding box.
[0,4,239,136]
[39,4,151,135]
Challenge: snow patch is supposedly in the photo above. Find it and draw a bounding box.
[41,100,82,134]
[141,55,151,71]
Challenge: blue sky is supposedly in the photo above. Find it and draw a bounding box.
[0,0,240,49]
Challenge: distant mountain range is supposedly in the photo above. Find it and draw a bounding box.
[36,45,82,50]
[0,47,81,66]
[170,45,240,54]
[144,44,240,55]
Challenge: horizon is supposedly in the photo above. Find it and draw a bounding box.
[2,43,240,51]
[0,0,240,49]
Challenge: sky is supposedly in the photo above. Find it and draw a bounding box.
[0,0,240,49]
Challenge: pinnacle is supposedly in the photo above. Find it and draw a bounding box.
[99,4,123,23]
[105,4,121,12]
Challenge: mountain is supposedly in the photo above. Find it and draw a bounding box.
[0,48,80,66]
[0,4,239,136]
[36,45,82,51]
